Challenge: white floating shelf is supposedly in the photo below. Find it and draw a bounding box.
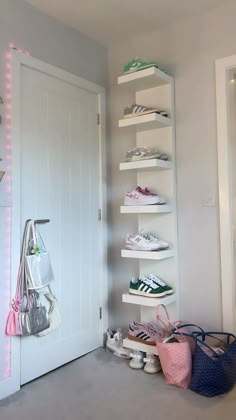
[120,205,172,214]
[118,67,172,91]
[123,338,158,355]
[119,113,171,131]
[122,293,176,307]
[121,249,174,260]
[120,159,172,171]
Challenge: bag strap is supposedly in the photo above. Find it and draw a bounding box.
[193,331,236,346]
[15,219,31,299]
[20,220,34,306]
[156,304,181,331]
[173,323,205,334]
[35,227,47,251]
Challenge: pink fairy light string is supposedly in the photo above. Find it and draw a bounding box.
[2,44,31,381]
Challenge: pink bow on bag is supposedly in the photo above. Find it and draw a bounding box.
[5,297,21,337]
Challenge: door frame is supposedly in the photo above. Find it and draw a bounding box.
[215,54,236,333]
[0,50,108,399]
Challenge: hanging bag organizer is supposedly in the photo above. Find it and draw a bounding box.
[6,220,50,336]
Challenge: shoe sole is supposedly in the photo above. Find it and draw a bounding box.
[125,154,162,162]
[124,65,159,74]
[126,245,169,251]
[128,334,156,346]
[129,288,167,298]
[124,109,163,119]
[124,198,166,206]
[144,365,162,374]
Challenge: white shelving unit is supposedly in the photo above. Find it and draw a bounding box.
[120,205,172,214]
[118,67,179,355]
[121,249,175,260]
[120,159,172,171]
[123,338,158,355]
[122,293,176,307]
[119,113,171,131]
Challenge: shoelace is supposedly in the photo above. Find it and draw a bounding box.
[136,186,156,196]
[148,274,166,287]
[133,321,164,338]
[140,277,158,289]
[141,233,160,242]
[127,146,150,155]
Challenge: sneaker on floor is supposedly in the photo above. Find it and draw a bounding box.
[125,146,162,162]
[123,58,160,74]
[144,353,162,374]
[129,351,145,369]
[123,104,168,119]
[126,234,164,251]
[128,321,164,346]
[129,276,167,298]
[106,328,131,359]
[147,274,174,295]
[124,187,166,206]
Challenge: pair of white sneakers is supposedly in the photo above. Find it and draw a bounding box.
[129,351,162,374]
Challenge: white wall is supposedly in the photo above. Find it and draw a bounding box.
[0,0,107,386]
[108,0,236,330]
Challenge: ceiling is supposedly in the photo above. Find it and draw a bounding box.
[24,0,224,46]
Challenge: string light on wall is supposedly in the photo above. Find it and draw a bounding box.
[2,43,30,381]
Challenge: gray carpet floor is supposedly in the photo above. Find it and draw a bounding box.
[0,348,236,420]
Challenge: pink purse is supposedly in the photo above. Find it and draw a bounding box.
[157,340,192,389]
[5,269,22,336]
[155,305,192,389]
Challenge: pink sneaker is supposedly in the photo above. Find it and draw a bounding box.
[128,321,166,346]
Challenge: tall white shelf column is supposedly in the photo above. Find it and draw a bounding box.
[118,67,179,355]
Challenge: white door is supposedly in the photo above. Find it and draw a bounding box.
[12,57,105,385]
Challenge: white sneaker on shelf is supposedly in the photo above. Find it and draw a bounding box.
[140,232,169,250]
[126,234,163,251]
[129,351,145,369]
[124,187,166,206]
[143,353,162,374]
[106,329,131,359]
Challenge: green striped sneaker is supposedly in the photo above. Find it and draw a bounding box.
[129,276,167,298]
[147,274,174,295]
[123,58,166,74]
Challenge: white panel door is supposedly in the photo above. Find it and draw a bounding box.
[19,64,102,384]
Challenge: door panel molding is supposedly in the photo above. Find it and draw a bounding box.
[216,54,236,333]
[0,50,107,399]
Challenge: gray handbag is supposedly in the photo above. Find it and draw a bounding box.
[19,292,50,336]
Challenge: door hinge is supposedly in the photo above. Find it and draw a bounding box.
[97,113,100,125]
[99,307,102,320]
[98,208,102,221]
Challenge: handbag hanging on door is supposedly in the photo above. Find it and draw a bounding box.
[25,220,54,290]
[6,220,50,336]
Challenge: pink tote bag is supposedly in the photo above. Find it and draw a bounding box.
[157,340,192,389]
